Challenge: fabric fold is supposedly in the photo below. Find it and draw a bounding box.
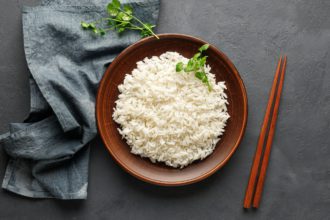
[1,0,160,199]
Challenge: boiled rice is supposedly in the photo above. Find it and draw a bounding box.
[112,52,229,168]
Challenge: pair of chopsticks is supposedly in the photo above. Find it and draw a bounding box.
[243,55,287,209]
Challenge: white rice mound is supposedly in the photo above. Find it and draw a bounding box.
[112,52,230,168]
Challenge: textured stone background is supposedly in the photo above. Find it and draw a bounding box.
[0,0,329,219]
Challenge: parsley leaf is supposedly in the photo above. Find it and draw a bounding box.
[198,44,209,52]
[176,62,184,72]
[193,53,201,60]
[175,44,212,91]
[123,5,133,14]
[185,59,195,72]
[199,56,207,67]
[81,22,90,29]
[107,3,119,16]
[112,0,121,9]
[82,0,158,38]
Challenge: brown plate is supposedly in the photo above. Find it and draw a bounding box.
[96,34,248,186]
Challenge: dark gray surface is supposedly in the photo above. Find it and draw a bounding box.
[0,0,329,219]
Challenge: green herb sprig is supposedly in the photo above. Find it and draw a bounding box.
[176,44,212,91]
[81,0,158,39]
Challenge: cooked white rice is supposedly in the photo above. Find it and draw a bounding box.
[112,52,229,168]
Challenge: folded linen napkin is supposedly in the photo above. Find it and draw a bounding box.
[0,0,160,199]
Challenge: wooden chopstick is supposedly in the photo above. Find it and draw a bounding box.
[243,56,287,209]
[243,56,283,208]
[252,56,287,208]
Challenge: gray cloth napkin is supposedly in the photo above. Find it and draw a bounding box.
[0,0,160,199]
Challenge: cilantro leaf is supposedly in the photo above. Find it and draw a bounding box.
[89,23,96,29]
[198,44,209,52]
[99,29,106,35]
[93,28,99,34]
[144,23,155,30]
[140,28,152,37]
[199,56,207,67]
[176,44,212,91]
[112,0,121,8]
[82,0,158,39]
[123,5,133,14]
[176,62,184,72]
[107,3,119,16]
[117,27,125,33]
[195,72,204,80]
[193,53,201,60]
[81,21,90,29]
